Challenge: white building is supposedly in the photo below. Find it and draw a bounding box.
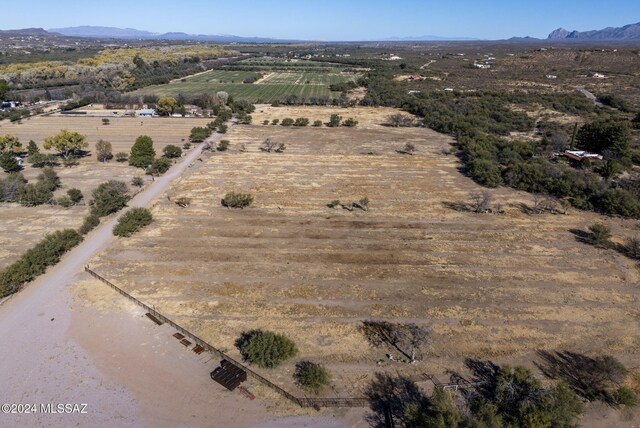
[136,109,157,117]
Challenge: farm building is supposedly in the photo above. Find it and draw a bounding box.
[136,109,157,117]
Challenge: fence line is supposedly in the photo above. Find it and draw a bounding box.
[84,266,368,408]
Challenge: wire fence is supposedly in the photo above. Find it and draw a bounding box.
[84,266,368,409]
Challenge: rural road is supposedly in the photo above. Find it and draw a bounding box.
[575,86,604,107]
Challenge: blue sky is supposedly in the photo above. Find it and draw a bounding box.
[4,0,640,40]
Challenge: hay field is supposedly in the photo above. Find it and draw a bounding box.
[0,115,207,269]
[87,110,640,397]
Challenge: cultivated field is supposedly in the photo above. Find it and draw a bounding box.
[0,115,210,269]
[132,68,359,102]
[86,107,640,400]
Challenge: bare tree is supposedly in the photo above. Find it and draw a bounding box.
[468,191,492,213]
[261,138,278,153]
[387,114,415,127]
[96,139,113,163]
[360,321,431,363]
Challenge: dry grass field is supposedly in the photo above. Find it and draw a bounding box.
[84,107,640,400]
[0,115,210,269]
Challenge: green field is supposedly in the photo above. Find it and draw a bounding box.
[132,69,359,103]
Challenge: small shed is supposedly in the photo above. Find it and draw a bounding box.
[210,360,247,391]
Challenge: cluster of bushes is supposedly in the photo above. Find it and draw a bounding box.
[236,330,298,368]
[272,94,354,107]
[56,188,83,208]
[0,229,83,298]
[60,97,94,111]
[90,180,130,217]
[113,207,153,237]
[19,168,60,207]
[222,191,253,208]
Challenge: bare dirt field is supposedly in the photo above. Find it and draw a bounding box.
[83,108,639,422]
[0,115,210,269]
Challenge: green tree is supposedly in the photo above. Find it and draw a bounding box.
[576,121,631,157]
[90,181,130,217]
[148,158,172,175]
[236,330,298,368]
[294,361,331,394]
[0,79,8,101]
[131,176,144,188]
[26,140,39,156]
[129,135,155,168]
[0,151,22,173]
[43,129,88,159]
[468,158,503,187]
[113,208,153,237]
[163,145,182,159]
[79,214,100,235]
[156,97,177,116]
[189,127,212,142]
[19,182,53,206]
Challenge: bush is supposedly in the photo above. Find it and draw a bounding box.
[294,118,310,127]
[37,168,60,191]
[236,330,298,368]
[175,197,191,208]
[183,142,192,150]
[271,119,280,125]
[613,386,638,407]
[28,153,58,168]
[217,140,230,151]
[131,176,144,187]
[79,214,100,235]
[587,223,612,246]
[263,120,269,125]
[281,118,295,126]
[190,126,212,143]
[222,191,253,208]
[148,157,172,175]
[113,207,153,237]
[115,152,128,162]
[67,188,83,204]
[468,158,503,187]
[343,117,359,127]
[163,144,182,159]
[313,120,323,127]
[19,182,53,206]
[57,196,73,208]
[294,361,331,394]
[327,114,342,127]
[217,124,228,134]
[90,180,130,217]
[0,229,83,298]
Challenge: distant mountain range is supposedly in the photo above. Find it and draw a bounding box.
[383,35,478,41]
[548,22,640,40]
[48,26,302,43]
[0,27,53,36]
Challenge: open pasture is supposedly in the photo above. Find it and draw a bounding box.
[87,110,640,397]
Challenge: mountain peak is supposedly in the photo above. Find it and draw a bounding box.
[548,22,640,40]
[548,28,569,39]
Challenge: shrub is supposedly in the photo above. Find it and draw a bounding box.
[131,176,144,188]
[175,197,191,208]
[613,386,638,407]
[28,153,58,168]
[271,119,280,125]
[586,223,612,246]
[217,140,230,151]
[327,114,342,127]
[113,207,153,237]
[67,188,83,204]
[294,361,331,394]
[467,158,503,187]
[79,214,100,235]
[281,118,295,126]
[328,199,341,208]
[57,196,73,208]
[263,120,269,125]
[19,182,53,206]
[129,135,155,168]
[217,124,228,134]
[163,144,182,159]
[313,120,323,127]
[294,117,310,127]
[115,152,128,162]
[182,142,192,150]
[222,191,253,208]
[37,168,60,191]
[148,157,172,175]
[0,229,83,298]
[90,180,130,217]
[236,330,298,368]
[190,126,212,143]
[343,117,359,127]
